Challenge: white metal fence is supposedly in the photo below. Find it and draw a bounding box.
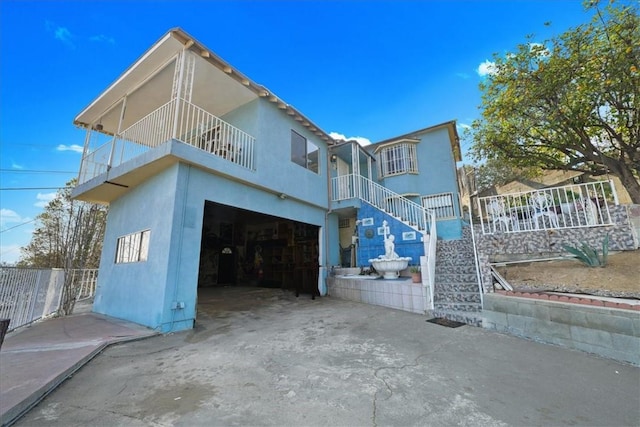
[0,268,98,332]
[78,98,256,184]
[477,180,618,235]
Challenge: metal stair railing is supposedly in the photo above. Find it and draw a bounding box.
[333,174,432,233]
[332,174,437,310]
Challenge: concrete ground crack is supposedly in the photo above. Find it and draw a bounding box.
[371,339,454,426]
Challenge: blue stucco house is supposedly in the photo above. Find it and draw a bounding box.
[71,28,467,332]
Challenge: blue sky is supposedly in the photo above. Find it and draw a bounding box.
[1,0,596,264]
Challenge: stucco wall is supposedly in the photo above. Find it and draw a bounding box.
[94,165,181,331]
[375,127,460,204]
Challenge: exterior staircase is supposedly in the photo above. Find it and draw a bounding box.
[432,226,483,326]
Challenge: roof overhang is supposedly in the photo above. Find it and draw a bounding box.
[74,28,338,145]
[370,120,462,161]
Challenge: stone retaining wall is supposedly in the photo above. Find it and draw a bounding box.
[474,204,638,292]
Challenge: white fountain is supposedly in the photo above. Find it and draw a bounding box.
[368,220,411,279]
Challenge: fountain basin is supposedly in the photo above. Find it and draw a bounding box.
[368,257,411,279]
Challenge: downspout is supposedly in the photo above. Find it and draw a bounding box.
[166,164,192,331]
[322,147,335,297]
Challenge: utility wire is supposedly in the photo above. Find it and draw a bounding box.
[0,218,37,234]
[0,187,66,191]
[0,169,76,174]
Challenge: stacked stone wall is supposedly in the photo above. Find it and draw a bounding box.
[474,205,637,292]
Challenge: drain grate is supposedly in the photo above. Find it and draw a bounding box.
[426,317,466,328]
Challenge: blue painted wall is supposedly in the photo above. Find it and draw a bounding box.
[355,202,423,268]
[93,97,335,332]
[367,126,463,240]
[93,165,183,331]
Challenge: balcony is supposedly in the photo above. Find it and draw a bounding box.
[78,98,256,185]
[477,180,618,234]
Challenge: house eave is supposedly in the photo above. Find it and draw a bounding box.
[73,28,338,145]
[369,120,461,161]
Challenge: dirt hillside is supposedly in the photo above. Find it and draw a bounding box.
[495,249,640,299]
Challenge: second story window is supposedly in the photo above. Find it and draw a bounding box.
[378,143,418,177]
[291,130,319,173]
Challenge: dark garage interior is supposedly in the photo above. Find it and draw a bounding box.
[198,201,319,297]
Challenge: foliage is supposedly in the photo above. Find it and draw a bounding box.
[470,1,640,203]
[473,158,542,193]
[562,234,609,267]
[409,265,421,273]
[18,179,107,314]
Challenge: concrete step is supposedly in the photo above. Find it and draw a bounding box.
[434,272,478,283]
[434,291,482,304]
[434,301,482,312]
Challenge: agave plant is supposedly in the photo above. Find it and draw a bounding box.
[562,234,609,267]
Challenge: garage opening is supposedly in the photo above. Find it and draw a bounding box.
[197,200,319,301]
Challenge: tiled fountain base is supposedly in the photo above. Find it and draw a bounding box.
[327,276,427,315]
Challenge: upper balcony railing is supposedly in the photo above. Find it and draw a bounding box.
[477,180,618,235]
[78,98,256,184]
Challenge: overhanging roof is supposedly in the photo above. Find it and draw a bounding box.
[74,28,338,144]
[369,120,462,162]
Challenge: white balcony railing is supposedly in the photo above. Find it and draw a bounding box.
[477,180,618,235]
[78,98,256,184]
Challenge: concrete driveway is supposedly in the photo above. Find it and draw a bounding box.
[15,286,640,426]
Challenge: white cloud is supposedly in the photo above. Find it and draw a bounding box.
[0,244,22,265]
[0,209,22,228]
[11,161,24,169]
[529,42,550,58]
[330,132,371,146]
[90,34,116,45]
[476,60,497,77]
[35,192,57,208]
[457,123,472,132]
[45,20,75,48]
[56,144,84,153]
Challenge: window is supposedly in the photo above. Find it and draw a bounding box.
[115,229,150,263]
[378,143,418,177]
[339,218,351,228]
[291,130,319,173]
[422,192,456,220]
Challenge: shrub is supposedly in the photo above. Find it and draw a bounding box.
[562,234,609,267]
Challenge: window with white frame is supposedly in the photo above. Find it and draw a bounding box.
[422,192,456,220]
[291,130,319,173]
[378,143,418,177]
[115,229,150,263]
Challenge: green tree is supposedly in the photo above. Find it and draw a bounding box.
[470,1,640,202]
[18,179,107,314]
[474,159,541,193]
